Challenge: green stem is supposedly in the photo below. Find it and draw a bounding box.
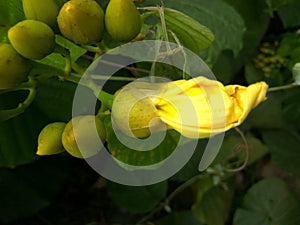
[81,44,103,54]
[0,77,37,122]
[267,83,299,92]
[66,74,114,109]
[136,174,204,225]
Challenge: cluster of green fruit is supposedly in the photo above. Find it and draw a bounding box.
[0,0,142,89]
[37,115,106,158]
[253,42,286,78]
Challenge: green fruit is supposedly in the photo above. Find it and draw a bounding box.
[62,115,106,158]
[112,83,163,138]
[37,122,66,156]
[8,20,55,59]
[0,43,31,89]
[105,0,142,42]
[22,0,60,30]
[57,0,104,45]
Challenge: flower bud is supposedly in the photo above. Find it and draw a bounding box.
[22,0,60,30]
[8,20,55,59]
[37,122,66,155]
[57,0,104,45]
[105,0,142,42]
[62,115,106,158]
[0,43,31,89]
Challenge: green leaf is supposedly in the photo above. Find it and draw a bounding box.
[33,78,95,122]
[282,88,300,129]
[278,0,300,28]
[233,178,300,225]
[162,0,245,66]
[241,92,284,130]
[171,139,207,182]
[36,35,87,71]
[0,0,25,42]
[213,0,270,83]
[193,185,234,225]
[0,156,71,223]
[163,8,215,53]
[157,211,204,225]
[107,181,167,213]
[212,133,269,167]
[0,101,48,167]
[262,130,300,178]
[103,115,188,166]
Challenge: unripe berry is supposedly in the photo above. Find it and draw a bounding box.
[22,0,60,30]
[0,43,31,89]
[105,0,142,42]
[62,115,106,158]
[8,20,55,59]
[57,0,104,45]
[37,122,66,155]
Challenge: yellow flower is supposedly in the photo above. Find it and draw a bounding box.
[154,76,268,138]
[112,76,268,139]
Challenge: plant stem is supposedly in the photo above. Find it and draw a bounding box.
[267,83,299,92]
[0,77,37,122]
[136,174,203,225]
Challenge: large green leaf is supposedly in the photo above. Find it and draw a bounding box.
[278,0,300,28]
[0,101,48,167]
[161,0,245,66]
[193,185,234,225]
[262,130,300,178]
[0,0,24,42]
[213,0,270,83]
[212,133,269,168]
[103,115,190,166]
[282,88,300,130]
[0,155,71,223]
[163,8,215,53]
[106,181,167,213]
[241,92,284,130]
[233,178,300,225]
[33,78,95,122]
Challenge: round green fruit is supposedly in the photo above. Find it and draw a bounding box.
[0,43,31,89]
[57,0,104,45]
[112,84,163,138]
[8,20,55,59]
[37,122,66,155]
[22,0,60,30]
[62,115,106,158]
[105,0,142,42]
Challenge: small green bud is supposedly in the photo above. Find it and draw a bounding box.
[0,43,31,89]
[22,0,60,31]
[62,115,106,158]
[105,0,142,42]
[8,20,55,59]
[57,0,104,45]
[37,122,66,156]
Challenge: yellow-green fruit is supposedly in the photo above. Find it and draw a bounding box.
[37,122,66,156]
[105,0,142,42]
[57,0,104,45]
[8,20,55,59]
[112,85,163,138]
[62,115,106,158]
[22,0,60,30]
[0,43,31,89]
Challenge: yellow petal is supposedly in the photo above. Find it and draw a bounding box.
[155,76,268,138]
